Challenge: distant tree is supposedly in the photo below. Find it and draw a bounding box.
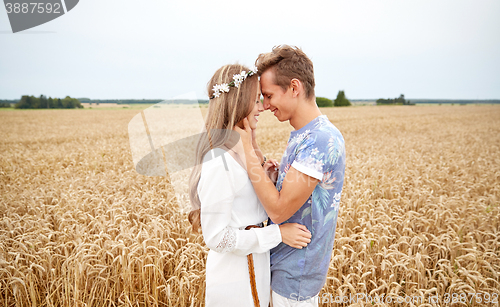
[400,94,414,105]
[40,95,48,109]
[377,94,414,105]
[61,96,83,108]
[334,90,351,107]
[16,96,26,108]
[15,95,31,109]
[62,96,70,108]
[395,94,405,104]
[31,96,41,109]
[316,97,333,107]
[48,97,55,108]
[376,98,393,105]
[0,102,11,108]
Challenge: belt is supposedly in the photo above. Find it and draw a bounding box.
[245,224,264,307]
[239,222,264,230]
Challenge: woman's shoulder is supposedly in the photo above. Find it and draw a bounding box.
[199,148,236,179]
[202,147,229,167]
[198,148,237,194]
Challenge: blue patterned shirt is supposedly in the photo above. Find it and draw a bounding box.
[270,115,346,300]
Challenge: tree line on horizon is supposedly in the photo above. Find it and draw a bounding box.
[2,94,498,109]
[377,94,414,105]
[79,98,165,105]
[12,95,83,109]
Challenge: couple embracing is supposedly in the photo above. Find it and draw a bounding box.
[188,45,346,307]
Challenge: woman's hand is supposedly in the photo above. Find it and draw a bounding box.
[233,118,253,149]
[278,223,311,249]
[263,158,279,184]
[251,128,258,148]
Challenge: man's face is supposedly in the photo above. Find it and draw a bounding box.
[260,69,294,122]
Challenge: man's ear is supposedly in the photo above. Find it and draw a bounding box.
[290,79,301,98]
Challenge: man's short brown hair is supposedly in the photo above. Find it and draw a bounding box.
[255,45,315,99]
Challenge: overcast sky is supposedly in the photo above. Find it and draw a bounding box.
[1,0,499,100]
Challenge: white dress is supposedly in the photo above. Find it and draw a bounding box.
[198,148,282,307]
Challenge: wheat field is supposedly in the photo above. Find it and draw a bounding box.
[1,105,499,306]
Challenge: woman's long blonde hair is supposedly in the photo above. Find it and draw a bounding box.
[188,64,258,233]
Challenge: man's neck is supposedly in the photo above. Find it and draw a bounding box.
[289,98,322,130]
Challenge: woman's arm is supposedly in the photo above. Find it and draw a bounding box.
[199,149,310,256]
[199,149,281,255]
[251,129,265,166]
[253,129,279,184]
[229,222,311,256]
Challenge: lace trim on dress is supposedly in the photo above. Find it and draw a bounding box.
[214,226,236,253]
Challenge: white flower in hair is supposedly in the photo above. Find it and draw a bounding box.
[233,73,244,88]
[220,83,230,93]
[212,84,221,98]
[210,68,256,99]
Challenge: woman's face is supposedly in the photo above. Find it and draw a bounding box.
[246,84,264,130]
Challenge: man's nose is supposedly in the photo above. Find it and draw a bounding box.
[263,99,270,110]
[257,101,265,111]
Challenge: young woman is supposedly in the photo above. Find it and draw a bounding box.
[188,64,311,307]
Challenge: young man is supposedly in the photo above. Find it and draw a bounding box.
[235,45,346,306]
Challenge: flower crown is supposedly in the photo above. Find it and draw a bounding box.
[210,67,258,99]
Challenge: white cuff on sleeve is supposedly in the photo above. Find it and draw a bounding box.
[291,161,323,181]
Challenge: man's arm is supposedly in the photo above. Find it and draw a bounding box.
[239,125,319,224]
[268,165,319,223]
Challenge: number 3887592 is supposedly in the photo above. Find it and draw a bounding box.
[5,3,62,14]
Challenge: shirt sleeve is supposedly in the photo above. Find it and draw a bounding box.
[290,134,326,181]
[199,150,282,256]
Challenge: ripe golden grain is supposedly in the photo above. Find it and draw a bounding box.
[1,106,499,306]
